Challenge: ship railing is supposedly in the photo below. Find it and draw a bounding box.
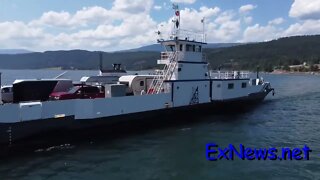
[210,71,250,79]
[160,52,175,60]
[160,51,184,60]
[171,29,206,43]
[159,51,183,65]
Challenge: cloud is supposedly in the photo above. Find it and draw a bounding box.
[242,17,320,43]
[29,2,154,28]
[268,18,285,25]
[0,4,242,50]
[0,21,50,49]
[239,4,257,14]
[45,13,157,51]
[0,21,43,40]
[205,10,241,42]
[0,0,158,51]
[214,11,234,24]
[243,16,253,24]
[284,20,320,37]
[289,0,320,20]
[169,6,221,31]
[241,1,320,43]
[154,5,162,10]
[29,7,110,27]
[30,11,74,27]
[112,0,153,13]
[156,6,221,41]
[3,0,320,51]
[242,24,282,42]
[242,18,285,43]
[156,6,241,43]
[171,0,196,4]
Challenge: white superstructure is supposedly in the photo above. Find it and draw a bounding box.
[0,4,274,145]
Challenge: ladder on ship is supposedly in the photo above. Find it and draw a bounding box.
[148,52,178,94]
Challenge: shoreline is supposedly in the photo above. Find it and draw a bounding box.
[271,70,320,76]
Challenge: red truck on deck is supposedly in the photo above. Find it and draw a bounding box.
[49,85,104,100]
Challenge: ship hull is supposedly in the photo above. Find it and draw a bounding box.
[0,90,270,149]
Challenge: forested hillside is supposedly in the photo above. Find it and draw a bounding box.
[206,35,320,71]
[0,35,319,71]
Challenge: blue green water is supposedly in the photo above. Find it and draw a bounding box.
[0,71,320,179]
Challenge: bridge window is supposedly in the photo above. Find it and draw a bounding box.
[140,81,144,87]
[186,44,192,51]
[228,83,234,89]
[180,44,183,51]
[166,45,176,52]
[242,82,247,88]
[195,45,202,52]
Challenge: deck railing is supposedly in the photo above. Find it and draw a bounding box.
[171,29,206,43]
[210,71,250,79]
[160,52,175,60]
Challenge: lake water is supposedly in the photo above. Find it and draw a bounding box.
[0,70,320,179]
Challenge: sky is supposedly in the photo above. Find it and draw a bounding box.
[0,0,320,52]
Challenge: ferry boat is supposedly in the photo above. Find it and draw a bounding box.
[0,5,274,146]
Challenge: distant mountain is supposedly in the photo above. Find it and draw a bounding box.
[0,50,159,70]
[0,49,33,54]
[129,44,162,52]
[206,35,320,71]
[0,35,320,71]
[128,43,242,52]
[205,43,242,49]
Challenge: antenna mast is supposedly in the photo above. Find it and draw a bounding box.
[201,17,206,43]
[172,4,180,39]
